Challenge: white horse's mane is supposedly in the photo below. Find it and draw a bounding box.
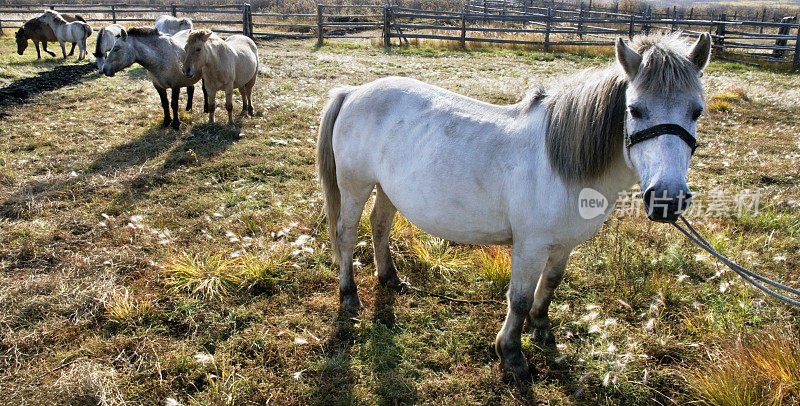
[42,9,67,25]
[539,32,705,183]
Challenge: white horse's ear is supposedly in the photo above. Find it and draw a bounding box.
[119,28,127,41]
[615,37,641,80]
[688,33,712,71]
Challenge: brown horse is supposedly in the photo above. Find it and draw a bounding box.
[15,14,86,59]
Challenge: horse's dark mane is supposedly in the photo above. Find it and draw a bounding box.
[93,28,104,57]
[128,27,160,37]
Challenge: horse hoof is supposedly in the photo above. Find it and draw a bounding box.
[379,275,408,293]
[171,123,180,131]
[340,295,362,313]
[502,362,535,384]
[532,327,555,344]
[161,120,171,128]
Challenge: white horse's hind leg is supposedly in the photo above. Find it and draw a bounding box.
[527,252,570,343]
[496,242,548,382]
[337,180,374,311]
[224,86,234,125]
[78,39,86,60]
[370,185,403,289]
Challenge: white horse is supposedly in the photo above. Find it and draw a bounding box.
[155,15,193,35]
[93,24,124,72]
[38,10,92,60]
[317,33,711,381]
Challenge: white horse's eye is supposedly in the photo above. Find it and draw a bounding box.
[691,108,703,121]
[628,106,644,119]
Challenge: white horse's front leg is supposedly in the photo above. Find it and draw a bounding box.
[495,241,548,382]
[59,40,67,59]
[528,251,570,343]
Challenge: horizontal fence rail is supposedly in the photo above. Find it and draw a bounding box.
[0,1,798,68]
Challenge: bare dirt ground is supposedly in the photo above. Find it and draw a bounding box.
[0,35,799,405]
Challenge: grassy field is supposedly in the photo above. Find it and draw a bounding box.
[0,34,799,405]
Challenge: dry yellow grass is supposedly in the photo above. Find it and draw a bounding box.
[0,34,799,405]
[688,332,800,406]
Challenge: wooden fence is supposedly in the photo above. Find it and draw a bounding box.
[0,2,384,40]
[400,0,800,66]
[1,2,798,68]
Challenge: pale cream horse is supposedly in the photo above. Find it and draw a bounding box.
[181,30,258,125]
[318,33,712,381]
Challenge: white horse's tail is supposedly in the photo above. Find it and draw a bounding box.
[82,22,92,38]
[317,86,352,264]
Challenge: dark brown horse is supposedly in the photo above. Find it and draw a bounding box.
[15,14,86,59]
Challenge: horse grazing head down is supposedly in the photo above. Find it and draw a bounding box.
[181,29,213,79]
[15,28,28,55]
[618,33,711,222]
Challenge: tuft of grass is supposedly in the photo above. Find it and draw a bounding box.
[708,98,732,112]
[239,247,293,293]
[165,252,244,300]
[687,332,800,406]
[473,246,511,297]
[410,236,470,279]
[104,288,154,325]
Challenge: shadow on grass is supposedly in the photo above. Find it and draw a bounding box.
[0,62,96,115]
[309,309,358,405]
[367,285,418,404]
[0,122,238,221]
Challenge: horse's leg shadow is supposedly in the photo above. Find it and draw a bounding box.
[309,309,359,405]
[369,285,419,403]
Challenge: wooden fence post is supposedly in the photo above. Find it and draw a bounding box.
[545,7,552,51]
[643,7,650,34]
[383,6,391,48]
[760,8,766,34]
[242,3,252,38]
[460,10,467,48]
[774,16,794,59]
[578,2,584,39]
[628,13,634,39]
[793,21,800,69]
[171,4,177,17]
[715,13,726,54]
[671,6,677,31]
[317,4,324,46]
[111,4,117,24]
[0,17,3,36]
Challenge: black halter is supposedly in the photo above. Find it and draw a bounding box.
[626,124,697,155]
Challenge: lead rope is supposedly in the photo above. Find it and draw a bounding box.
[673,215,800,308]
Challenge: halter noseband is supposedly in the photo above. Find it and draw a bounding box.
[626,123,697,155]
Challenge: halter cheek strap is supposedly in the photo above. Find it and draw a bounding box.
[626,123,697,155]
